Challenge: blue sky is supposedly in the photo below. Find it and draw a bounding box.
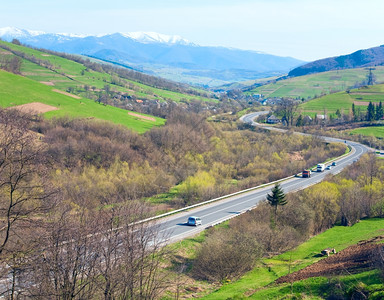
[2,0,384,61]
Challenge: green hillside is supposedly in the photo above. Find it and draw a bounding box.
[0,40,212,103]
[247,67,384,99]
[202,218,384,299]
[300,83,384,115]
[0,69,164,133]
[0,40,218,132]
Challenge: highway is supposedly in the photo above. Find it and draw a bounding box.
[0,112,371,296]
[157,112,371,243]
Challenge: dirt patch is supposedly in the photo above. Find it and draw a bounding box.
[11,102,58,114]
[354,101,370,106]
[40,81,55,86]
[276,236,384,284]
[41,54,51,57]
[52,89,81,99]
[128,112,156,122]
[288,151,304,161]
[351,92,381,96]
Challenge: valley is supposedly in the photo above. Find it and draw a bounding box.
[0,24,384,300]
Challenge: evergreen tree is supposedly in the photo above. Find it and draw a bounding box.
[366,102,375,122]
[376,101,384,120]
[352,103,357,122]
[266,183,287,221]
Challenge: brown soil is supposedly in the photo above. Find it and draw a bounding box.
[276,236,384,284]
[351,92,382,95]
[288,151,304,161]
[128,112,156,122]
[11,102,58,114]
[40,81,55,86]
[52,89,81,99]
[354,101,370,106]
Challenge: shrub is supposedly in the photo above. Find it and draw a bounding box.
[192,229,262,282]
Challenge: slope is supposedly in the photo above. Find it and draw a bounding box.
[247,66,384,100]
[289,45,384,77]
[300,83,384,115]
[0,40,212,104]
[202,218,384,299]
[0,69,164,133]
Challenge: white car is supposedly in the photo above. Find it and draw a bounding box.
[187,216,202,226]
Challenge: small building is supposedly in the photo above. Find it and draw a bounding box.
[267,115,281,124]
[316,114,327,120]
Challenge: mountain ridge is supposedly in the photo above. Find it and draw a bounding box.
[0,27,304,86]
[288,45,384,77]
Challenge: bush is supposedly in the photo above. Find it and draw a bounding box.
[192,229,262,282]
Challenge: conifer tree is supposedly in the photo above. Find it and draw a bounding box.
[266,183,287,221]
[376,101,384,120]
[366,102,375,122]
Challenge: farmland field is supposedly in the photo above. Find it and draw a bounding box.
[0,69,165,133]
[248,67,384,99]
[0,40,213,103]
[349,126,384,138]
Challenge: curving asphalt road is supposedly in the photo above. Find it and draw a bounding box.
[157,112,371,243]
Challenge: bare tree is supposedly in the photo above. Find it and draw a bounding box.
[0,108,56,298]
[25,205,100,299]
[275,98,299,127]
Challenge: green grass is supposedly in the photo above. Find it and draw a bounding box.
[250,270,383,299]
[0,40,214,103]
[301,91,355,113]
[247,67,384,99]
[202,218,384,299]
[0,69,165,133]
[349,126,384,138]
[300,83,384,117]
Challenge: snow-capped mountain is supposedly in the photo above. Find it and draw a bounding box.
[121,32,192,45]
[0,27,44,40]
[0,27,304,86]
[0,27,192,46]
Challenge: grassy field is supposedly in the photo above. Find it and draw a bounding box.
[247,67,384,99]
[250,270,383,299]
[299,83,384,118]
[200,218,384,299]
[349,126,384,139]
[0,69,165,133]
[0,40,213,103]
[300,91,354,114]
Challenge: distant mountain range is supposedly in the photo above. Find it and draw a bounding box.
[288,45,384,77]
[0,27,304,86]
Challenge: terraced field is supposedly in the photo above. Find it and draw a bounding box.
[247,67,384,99]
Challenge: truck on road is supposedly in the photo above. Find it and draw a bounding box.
[302,170,311,178]
[317,163,325,172]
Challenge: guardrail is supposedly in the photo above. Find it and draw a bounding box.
[139,115,355,226]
